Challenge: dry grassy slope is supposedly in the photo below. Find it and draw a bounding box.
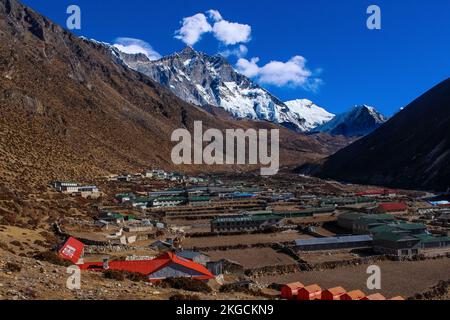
[0,0,349,193]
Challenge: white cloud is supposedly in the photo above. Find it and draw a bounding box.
[236,55,322,91]
[175,10,251,47]
[113,37,161,60]
[207,9,222,22]
[219,45,248,59]
[212,19,251,46]
[236,57,260,77]
[173,10,323,91]
[174,13,212,46]
[303,78,324,93]
[259,56,311,87]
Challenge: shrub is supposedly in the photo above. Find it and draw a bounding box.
[4,262,22,273]
[160,277,212,293]
[33,250,72,267]
[9,240,22,247]
[103,270,148,282]
[103,270,125,281]
[33,239,49,248]
[125,271,148,282]
[0,241,14,253]
[220,283,252,294]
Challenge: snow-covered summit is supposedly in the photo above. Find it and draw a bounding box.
[115,46,332,132]
[285,99,335,131]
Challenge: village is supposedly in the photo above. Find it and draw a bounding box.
[42,168,450,300]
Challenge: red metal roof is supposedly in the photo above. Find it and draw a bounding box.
[284,282,304,290]
[321,286,346,300]
[340,290,366,300]
[297,284,322,300]
[58,237,85,264]
[281,282,304,299]
[377,202,407,212]
[79,252,214,281]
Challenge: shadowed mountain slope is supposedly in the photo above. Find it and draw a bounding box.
[317,78,450,191]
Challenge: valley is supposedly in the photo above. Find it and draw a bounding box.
[0,0,449,303]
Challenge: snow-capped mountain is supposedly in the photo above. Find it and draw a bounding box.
[114,46,331,132]
[285,99,335,131]
[313,105,387,137]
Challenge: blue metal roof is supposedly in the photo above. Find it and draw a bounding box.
[294,235,373,246]
[176,250,208,260]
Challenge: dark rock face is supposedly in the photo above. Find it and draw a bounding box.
[317,78,450,192]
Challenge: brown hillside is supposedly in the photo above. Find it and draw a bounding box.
[0,0,349,192]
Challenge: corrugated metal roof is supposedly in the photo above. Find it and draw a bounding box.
[373,232,419,242]
[176,250,208,260]
[214,214,281,223]
[295,235,373,246]
[413,234,450,243]
[79,252,214,280]
[337,212,366,221]
[370,222,426,234]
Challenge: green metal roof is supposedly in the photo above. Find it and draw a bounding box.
[154,197,187,202]
[373,232,419,242]
[369,224,401,234]
[361,214,395,221]
[213,214,282,224]
[132,197,152,202]
[413,234,450,243]
[188,196,211,202]
[338,212,366,221]
[396,222,427,230]
[357,215,395,226]
[370,222,426,234]
[276,207,335,218]
[115,193,134,199]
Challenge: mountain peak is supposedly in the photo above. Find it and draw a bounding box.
[355,105,387,123]
[318,78,450,191]
[285,99,335,131]
[314,105,387,137]
[118,46,319,131]
[181,46,196,54]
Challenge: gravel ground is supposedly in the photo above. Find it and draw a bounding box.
[207,248,296,269]
[184,231,311,248]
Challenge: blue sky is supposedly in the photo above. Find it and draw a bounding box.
[21,0,450,116]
